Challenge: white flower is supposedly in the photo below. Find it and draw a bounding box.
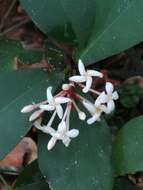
[96,82,119,113]
[82,100,107,124]
[40,87,71,119]
[47,121,79,150]
[35,120,79,150]
[35,102,79,150]
[69,59,103,93]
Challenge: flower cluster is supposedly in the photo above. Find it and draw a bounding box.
[21,60,119,150]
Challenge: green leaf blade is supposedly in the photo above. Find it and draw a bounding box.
[80,0,143,64]
[113,116,143,176]
[15,160,49,189]
[0,38,43,73]
[38,109,113,190]
[15,181,49,190]
[0,70,63,159]
[20,0,143,64]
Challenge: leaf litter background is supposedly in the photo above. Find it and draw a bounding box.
[0,0,143,190]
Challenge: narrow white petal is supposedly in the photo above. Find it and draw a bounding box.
[112,91,119,100]
[43,126,56,134]
[66,129,79,138]
[40,104,55,111]
[62,137,71,147]
[94,101,100,108]
[29,110,43,122]
[78,112,86,120]
[55,97,71,104]
[36,124,56,134]
[87,70,103,78]
[87,116,96,125]
[83,76,92,93]
[58,121,67,133]
[47,87,54,103]
[21,104,35,113]
[56,104,63,119]
[106,82,114,94]
[78,59,86,75]
[47,137,57,150]
[82,100,95,115]
[96,92,107,105]
[107,100,115,112]
[87,114,100,125]
[69,76,86,83]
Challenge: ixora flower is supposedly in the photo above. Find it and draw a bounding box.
[21,59,119,150]
[69,59,103,93]
[82,99,108,124]
[34,101,79,150]
[96,82,119,113]
[40,87,71,119]
[48,121,79,150]
[34,120,79,150]
[21,86,71,121]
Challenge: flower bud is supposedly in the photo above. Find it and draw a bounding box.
[78,111,86,120]
[62,84,70,91]
[21,105,35,113]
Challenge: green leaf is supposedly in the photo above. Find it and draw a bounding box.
[113,177,137,190]
[38,109,113,190]
[15,160,44,187]
[112,116,143,176]
[0,70,63,159]
[20,0,143,65]
[20,0,73,43]
[80,0,143,64]
[0,38,43,73]
[15,181,49,190]
[20,0,96,46]
[15,160,50,190]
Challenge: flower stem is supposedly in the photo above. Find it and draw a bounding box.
[72,99,81,113]
[74,93,89,102]
[47,110,57,128]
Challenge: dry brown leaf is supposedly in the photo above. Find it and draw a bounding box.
[0,137,37,170]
